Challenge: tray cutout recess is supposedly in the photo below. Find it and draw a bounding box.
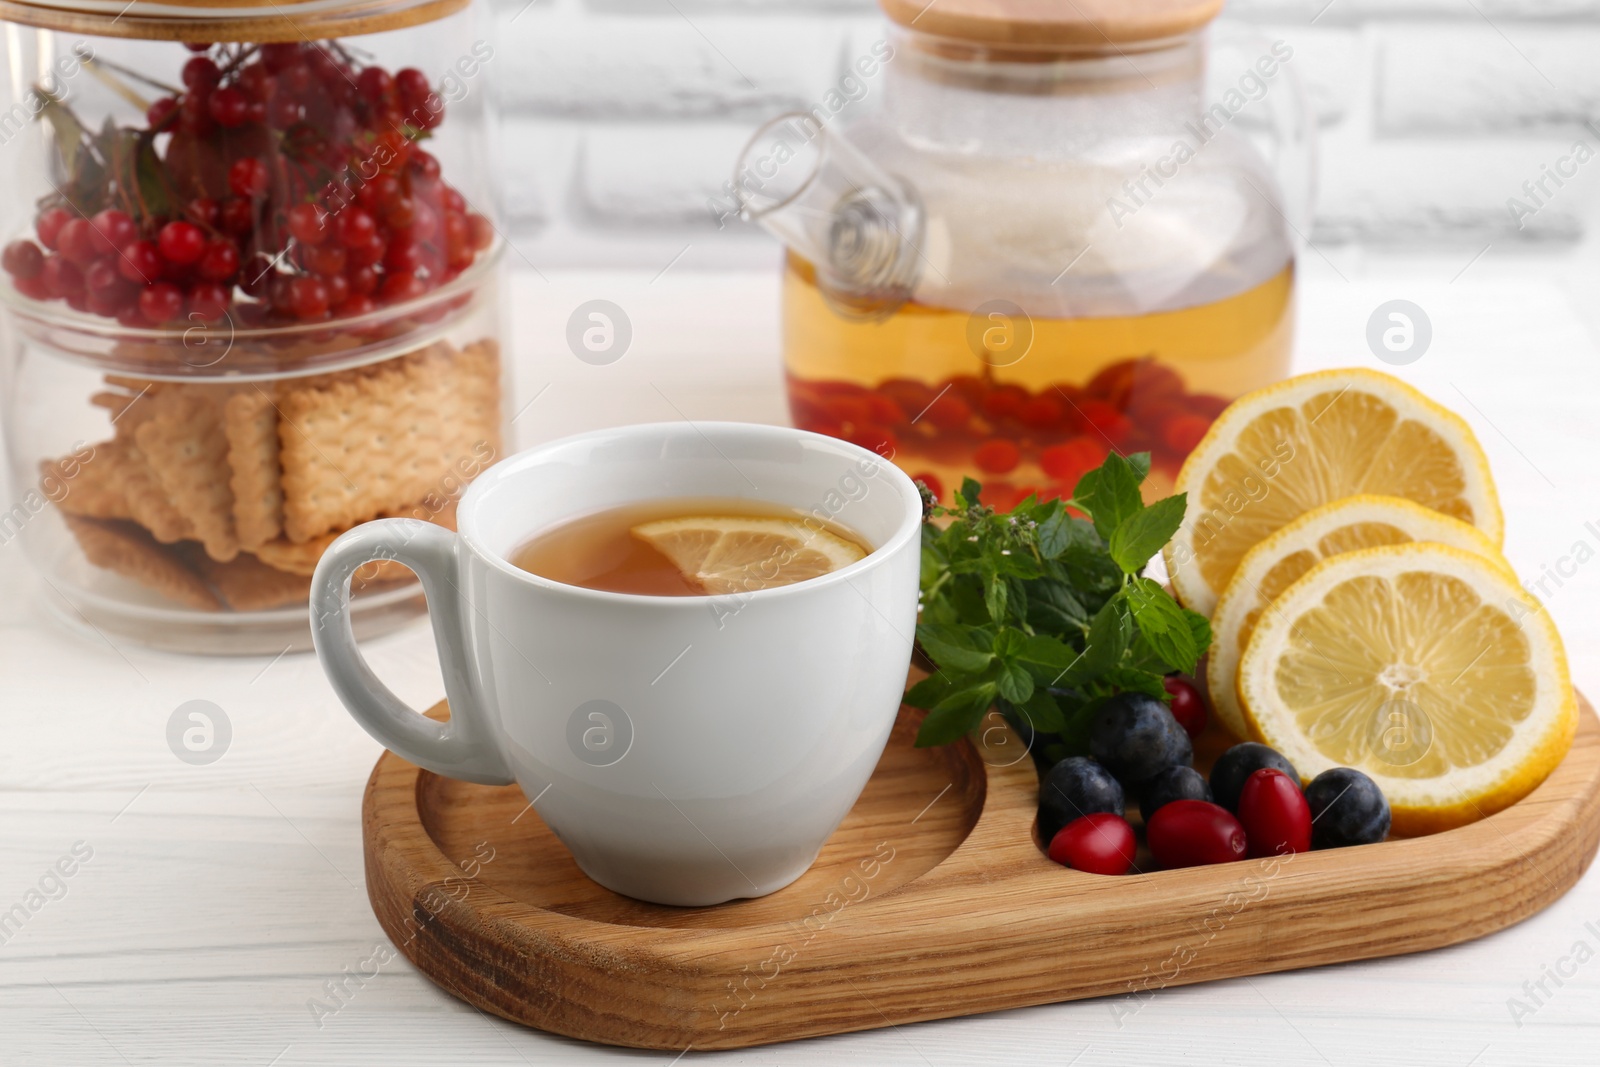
[362,688,1600,1051]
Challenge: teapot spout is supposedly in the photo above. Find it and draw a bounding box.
[733,113,924,318]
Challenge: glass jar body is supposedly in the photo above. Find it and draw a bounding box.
[0,5,509,651]
[781,29,1296,505]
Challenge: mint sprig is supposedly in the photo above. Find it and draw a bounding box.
[909,452,1209,753]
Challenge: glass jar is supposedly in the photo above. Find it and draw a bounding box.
[0,0,506,653]
[735,0,1310,507]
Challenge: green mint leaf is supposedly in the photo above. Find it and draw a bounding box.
[950,576,989,624]
[1016,633,1082,671]
[1077,594,1132,682]
[915,683,996,747]
[1108,494,1188,575]
[1025,580,1088,635]
[1016,687,1066,734]
[903,672,957,709]
[1103,667,1170,700]
[984,575,1007,623]
[1035,505,1074,559]
[1186,609,1213,655]
[992,627,1027,661]
[959,477,983,507]
[916,624,994,674]
[1127,451,1152,481]
[1126,577,1199,673]
[997,662,1034,704]
[1074,452,1144,542]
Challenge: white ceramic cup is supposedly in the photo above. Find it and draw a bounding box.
[310,422,922,906]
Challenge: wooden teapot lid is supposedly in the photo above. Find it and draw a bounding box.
[0,0,470,42]
[880,0,1225,49]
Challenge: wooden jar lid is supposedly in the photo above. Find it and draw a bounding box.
[0,0,471,42]
[880,0,1225,49]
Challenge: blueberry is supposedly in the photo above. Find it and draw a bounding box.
[1140,765,1213,824]
[1038,757,1125,843]
[1210,742,1298,812]
[1305,767,1390,848]
[1088,692,1193,787]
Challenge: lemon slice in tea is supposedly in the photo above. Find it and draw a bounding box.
[633,516,866,594]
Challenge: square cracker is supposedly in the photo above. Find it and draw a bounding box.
[46,440,132,521]
[192,552,311,612]
[250,495,458,579]
[135,387,240,561]
[224,388,284,551]
[276,341,499,543]
[62,515,218,611]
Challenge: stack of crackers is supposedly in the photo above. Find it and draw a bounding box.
[48,339,500,612]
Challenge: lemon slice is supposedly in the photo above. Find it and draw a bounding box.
[633,516,867,594]
[1164,368,1503,617]
[1207,495,1510,740]
[1238,543,1575,835]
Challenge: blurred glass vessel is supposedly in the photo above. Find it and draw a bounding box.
[735,0,1313,506]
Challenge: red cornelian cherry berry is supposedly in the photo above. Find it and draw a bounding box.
[442,187,466,214]
[466,214,494,251]
[260,42,303,73]
[1146,800,1248,869]
[344,263,378,296]
[181,56,220,90]
[346,232,387,267]
[3,240,45,279]
[145,96,179,130]
[974,438,1021,475]
[184,41,212,54]
[336,293,376,317]
[237,63,276,103]
[187,282,230,322]
[384,237,424,273]
[324,272,350,308]
[283,275,330,319]
[301,242,346,277]
[42,256,85,297]
[220,197,255,236]
[1237,769,1312,859]
[378,270,426,305]
[90,210,135,254]
[287,203,328,246]
[1162,675,1208,740]
[118,240,162,284]
[198,239,240,282]
[36,207,72,250]
[184,198,221,229]
[139,282,184,324]
[55,218,99,266]
[208,86,250,127]
[394,67,431,104]
[83,260,123,294]
[335,206,377,248]
[1047,813,1138,876]
[157,221,206,266]
[268,95,304,129]
[228,158,270,199]
[356,66,394,105]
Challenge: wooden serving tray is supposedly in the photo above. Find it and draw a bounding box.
[363,694,1600,1051]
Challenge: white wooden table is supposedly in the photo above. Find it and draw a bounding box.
[3,253,1599,1066]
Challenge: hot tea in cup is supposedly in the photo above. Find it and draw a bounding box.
[311,422,922,906]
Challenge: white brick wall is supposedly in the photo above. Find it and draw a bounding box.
[491,0,1600,264]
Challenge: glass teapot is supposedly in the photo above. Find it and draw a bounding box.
[733,0,1312,505]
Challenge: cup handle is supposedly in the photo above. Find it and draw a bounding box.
[310,518,514,785]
